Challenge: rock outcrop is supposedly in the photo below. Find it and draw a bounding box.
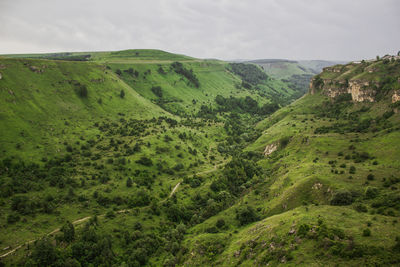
[393,90,400,103]
[264,143,278,156]
[310,77,377,102]
[310,57,400,103]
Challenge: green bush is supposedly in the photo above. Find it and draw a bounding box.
[349,166,356,174]
[365,187,379,199]
[362,228,371,237]
[151,86,163,97]
[236,205,259,225]
[330,190,353,206]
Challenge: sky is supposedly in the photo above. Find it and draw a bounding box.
[0,0,399,61]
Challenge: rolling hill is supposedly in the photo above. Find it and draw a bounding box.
[0,50,399,266]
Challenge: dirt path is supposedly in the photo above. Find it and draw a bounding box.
[0,215,93,259]
[169,182,181,197]
[0,161,226,259]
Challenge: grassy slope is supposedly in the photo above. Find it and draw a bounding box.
[0,57,167,161]
[179,91,400,266]
[254,61,315,80]
[0,50,304,265]
[103,60,298,115]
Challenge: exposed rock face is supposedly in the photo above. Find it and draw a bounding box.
[348,80,376,102]
[310,78,377,102]
[264,143,278,156]
[393,90,400,103]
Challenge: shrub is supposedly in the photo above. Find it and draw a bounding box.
[7,213,20,224]
[236,206,258,225]
[216,218,226,228]
[330,190,353,206]
[297,223,311,237]
[279,136,291,148]
[126,177,133,188]
[355,204,368,213]
[76,84,88,97]
[349,166,356,174]
[120,89,125,98]
[365,187,379,199]
[362,228,371,237]
[151,86,163,98]
[135,156,153,166]
[171,62,200,87]
[367,174,375,181]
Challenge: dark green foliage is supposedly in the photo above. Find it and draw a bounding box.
[29,238,60,266]
[330,190,353,206]
[236,205,259,225]
[313,76,324,90]
[355,203,368,212]
[229,63,268,85]
[76,84,88,98]
[105,210,116,219]
[7,213,20,224]
[120,89,125,98]
[215,95,278,115]
[349,166,356,174]
[135,156,153,166]
[129,189,151,207]
[279,136,291,148]
[171,62,200,87]
[60,221,75,243]
[362,228,371,237]
[216,218,226,228]
[115,69,122,75]
[297,223,310,237]
[151,86,163,97]
[126,177,133,188]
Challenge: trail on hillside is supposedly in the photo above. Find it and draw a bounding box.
[0,161,226,259]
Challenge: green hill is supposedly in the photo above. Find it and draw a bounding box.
[0,51,399,267]
[247,59,346,99]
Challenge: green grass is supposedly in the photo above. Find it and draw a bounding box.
[1,50,399,266]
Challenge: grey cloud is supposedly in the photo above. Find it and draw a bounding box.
[0,0,399,60]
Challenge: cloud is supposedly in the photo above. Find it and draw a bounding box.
[0,0,399,60]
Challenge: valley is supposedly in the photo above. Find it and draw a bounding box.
[0,50,399,266]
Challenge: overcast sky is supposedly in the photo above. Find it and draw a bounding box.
[0,0,399,60]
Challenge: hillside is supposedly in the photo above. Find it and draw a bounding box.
[178,56,400,266]
[0,49,306,266]
[0,51,399,266]
[247,59,345,99]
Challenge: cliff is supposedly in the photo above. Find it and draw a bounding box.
[310,55,400,103]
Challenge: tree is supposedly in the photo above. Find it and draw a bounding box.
[120,89,125,98]
[330,190,353,205]
[116,69,122,75]
[236,205,258,225]
[60,221,75,243]
[126,177,133,188]
[77,84,88,97]
[31,238,60,266]
[397,51,400,56]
